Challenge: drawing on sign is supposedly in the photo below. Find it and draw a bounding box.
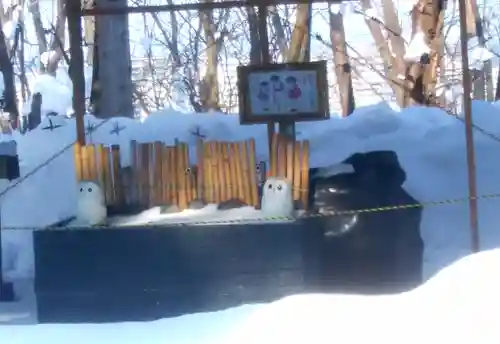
[248,70,318,116]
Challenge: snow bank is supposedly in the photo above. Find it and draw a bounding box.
[2,248,498,344]
[219,248,500,344]
[0,303,261,344]
[3,101,500,281]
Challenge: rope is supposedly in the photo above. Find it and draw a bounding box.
[0,117,113,199]
[4,190,500,230]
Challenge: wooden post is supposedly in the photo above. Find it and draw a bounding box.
[67,0,86,146]
[256,4,275,158]
[458,0,480,252]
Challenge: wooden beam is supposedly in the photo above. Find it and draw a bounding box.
[81,0,344,16]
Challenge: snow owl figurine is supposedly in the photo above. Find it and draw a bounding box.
[76,180,107,226]
[261,177,294,218]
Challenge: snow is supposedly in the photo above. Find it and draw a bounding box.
[3,74,500,340]
[0,304,262,344]
[4,98,500,281]
[404,30,431,63]
[469,44,494,70]
[2,5,21,41]
[109,204,294,228]
[2,248,499,343]
[220,248,500,344]
[29,74,73,117]
[39,51,58,68]
[0,72,4,97]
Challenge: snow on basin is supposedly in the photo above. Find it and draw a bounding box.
[109,204,295,227]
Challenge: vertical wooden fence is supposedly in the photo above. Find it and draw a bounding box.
[74,136,310,211]
[199,139,259,207]
[268,133,310,209]
[74,143,124,207]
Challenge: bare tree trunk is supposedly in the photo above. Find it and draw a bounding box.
[298,5,312,62]
[467,0,493,100]
[495,70,500,101]
[0,16,19,128]
[199,0,221,112]
[404,0,446,106]
[361,0,404,106]
[381,0,406,104]
[83,0,95,66]
[90,22,100,113]
[149,2,182,70]
[94,0,133,118]
[28,0,48,70]
[45,0,66,74]
[329,10,355,116]
[17,8,28,102]
[247,7,261,63]
[286,4,310,61]
[269,6,287,59]
[422,1,445,102]
[484,60,493,101]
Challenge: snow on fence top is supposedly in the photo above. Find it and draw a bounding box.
[74,133,310,212]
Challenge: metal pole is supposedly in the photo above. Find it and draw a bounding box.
[458,0,480,252]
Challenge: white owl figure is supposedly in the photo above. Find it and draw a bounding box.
[261,177,294,217]
[76,180,107,226]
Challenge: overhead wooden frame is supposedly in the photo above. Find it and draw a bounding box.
[80,0,344,16]
[237,61,330,124]
[70,0,345,148]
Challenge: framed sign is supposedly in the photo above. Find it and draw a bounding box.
[237,60,330,124]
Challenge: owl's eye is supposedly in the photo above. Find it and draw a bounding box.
[88,188,92,192]
[80,188,84,192]
[268,183,273,189]
[277,184,283,191]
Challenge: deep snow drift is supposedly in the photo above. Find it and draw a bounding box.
[2,248,498,344]
[219,248,500,344]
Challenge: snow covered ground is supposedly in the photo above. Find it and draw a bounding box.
[2,74,500,341]
[2,248,499,343]
[218,248,500,344]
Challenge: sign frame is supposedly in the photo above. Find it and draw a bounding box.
[237,60,330,125]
